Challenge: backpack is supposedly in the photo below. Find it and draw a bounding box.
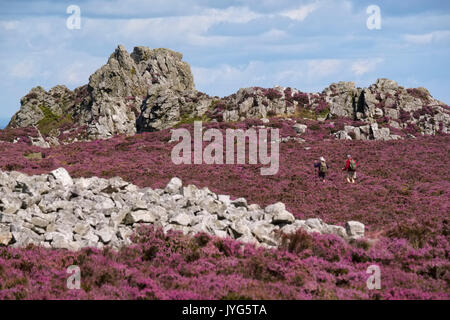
[319,162,328,173]
[349,159,357,171]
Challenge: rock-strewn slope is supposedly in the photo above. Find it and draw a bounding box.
[6,45,449,146]
[0,168,364,251]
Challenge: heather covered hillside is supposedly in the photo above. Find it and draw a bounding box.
[1,118,449,232]
[1,44,449,301]
[2,0,450,302]
[0,118,449,299]
[0,226,448,300]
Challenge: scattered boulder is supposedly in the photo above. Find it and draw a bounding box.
[0,195,22,214]
[293,123,308,135]
[272,211,295,225]
[231,198,248,208]
[0,226,12,246]
[170,213,192,226]
[265,202,285,214]
[345,221,365,239]
[96,226,115,244]
[125,210,157,224]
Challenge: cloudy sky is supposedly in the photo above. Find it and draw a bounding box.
[0,0,449,126]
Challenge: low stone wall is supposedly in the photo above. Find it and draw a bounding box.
[0,168,365,251]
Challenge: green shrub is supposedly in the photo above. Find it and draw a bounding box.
[175,114,209,127]
[24,152,43,160]
[37,105,73,136]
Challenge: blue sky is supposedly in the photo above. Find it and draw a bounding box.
[0,0,449,126]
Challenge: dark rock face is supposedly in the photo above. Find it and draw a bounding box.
[6,45,449,144]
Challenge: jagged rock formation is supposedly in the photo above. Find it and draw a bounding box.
[323,79,449,136]
[210,80,449,137]
[8,45,214,142]
[8,85,73,129]
[6,45,449,144]
[76,45,213,138]
[0,168,364,250]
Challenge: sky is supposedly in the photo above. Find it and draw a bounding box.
[0,0,449,127]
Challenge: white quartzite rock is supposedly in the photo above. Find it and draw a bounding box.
[165,177,183,194]
[0,168,366,250]
[50,168,73,187]
[345,221,365,239]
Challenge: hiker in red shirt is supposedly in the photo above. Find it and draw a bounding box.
[342,155,357,183]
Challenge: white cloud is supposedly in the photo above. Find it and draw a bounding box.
[10,60,37,79]
[404,30,450,45]
[280,2,320,21]
[202,7,262,24]
[76,0,204,17]
[192,61,267,94]
[1,0,450,113]
[404,33,433,45]
[193,58,346,97]
[84,6,262,47]
[58,62,94,86]
[1,21,19,31]
[351,58,384,76]
[307,59,342,78]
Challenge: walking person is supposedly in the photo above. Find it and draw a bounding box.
[314,156,329,182]
[342,155,357,183]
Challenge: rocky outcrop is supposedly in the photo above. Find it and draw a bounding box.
[8,45,214,141]
[75,45,213,138]
[7,45,449,143]
[0,168,364,251]
[8,85,75,130]
[333,122,402,141]
[207,86,304,122]
[322,79,450,136]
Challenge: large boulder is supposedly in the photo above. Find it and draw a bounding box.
[0,226,12,245]
[265,202,295,224]
[293,123,308,135]
[345,221,365,239]
[165,177,183,194]
[50,168,73,187]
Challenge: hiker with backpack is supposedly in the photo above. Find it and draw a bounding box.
[342,155,357,183]
[314,157,329,182]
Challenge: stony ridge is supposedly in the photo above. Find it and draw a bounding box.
[6,45,449,146]
[0,168,364,251]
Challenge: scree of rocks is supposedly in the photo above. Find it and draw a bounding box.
[0,168,365,251]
